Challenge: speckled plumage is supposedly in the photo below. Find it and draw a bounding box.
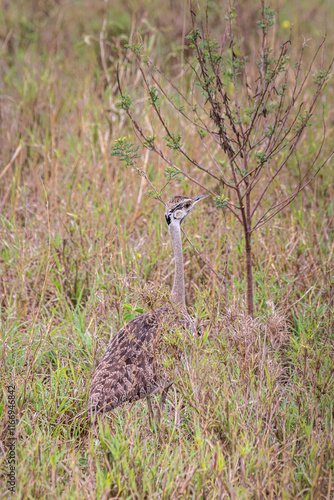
[88,306,192,414]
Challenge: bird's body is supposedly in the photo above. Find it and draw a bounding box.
[88,306,193,414]
[88,195,206,417]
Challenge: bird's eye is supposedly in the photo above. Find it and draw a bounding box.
[184,202,191,209]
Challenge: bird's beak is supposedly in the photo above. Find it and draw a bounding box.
[192,194,209,205]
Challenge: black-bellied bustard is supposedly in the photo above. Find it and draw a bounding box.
[88,195,207,421]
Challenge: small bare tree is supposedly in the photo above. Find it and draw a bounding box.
[111,1,333,317]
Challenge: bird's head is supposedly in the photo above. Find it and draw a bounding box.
[165,195,208,227]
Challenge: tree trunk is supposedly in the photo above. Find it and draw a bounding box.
[244,178,254,317]
[245,230,254,317]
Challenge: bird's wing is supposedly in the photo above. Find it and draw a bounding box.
[88,310,164,414]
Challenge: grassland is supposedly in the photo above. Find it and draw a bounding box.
[0,0,333,498]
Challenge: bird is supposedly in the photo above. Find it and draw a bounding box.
[88,194,207,421]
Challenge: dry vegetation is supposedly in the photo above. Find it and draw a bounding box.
[0,0,333,498]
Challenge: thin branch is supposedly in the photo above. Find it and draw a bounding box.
[117,59,243,223]
[252,150,334,231]
[181,227,222,281]
[135,59,222,183]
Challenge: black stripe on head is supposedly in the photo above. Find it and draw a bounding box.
[165,213,171,225]
[174,201,187,211]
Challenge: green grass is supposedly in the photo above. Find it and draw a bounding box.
[0,0,334,497]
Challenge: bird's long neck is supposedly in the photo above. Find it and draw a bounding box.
[169,222,186,309]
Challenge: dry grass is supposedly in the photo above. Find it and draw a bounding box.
[0,0,333,498]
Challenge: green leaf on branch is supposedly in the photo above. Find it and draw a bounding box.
[164,133,182,151]
[198,128,206,139]
[143,135,156,150]
[124,43,143,56]
[111,137,140,168]
[312,69,330,86]
[148,86,159,105]
[254,151,270,166]
[146,189,161,200]
[186,28,201,48]
[265,125,275,138]
[116,95,132,111]
[215,194,229,210]
[293,112,312,134]
[256,5,276,32]
[164,166,182,181]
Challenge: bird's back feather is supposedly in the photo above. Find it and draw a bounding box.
[88,306,192,414]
